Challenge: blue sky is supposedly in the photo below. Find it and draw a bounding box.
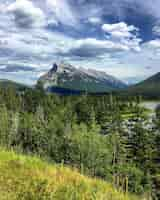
[1,0,160,85]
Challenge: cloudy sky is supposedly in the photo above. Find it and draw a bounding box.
[1,0,160,85]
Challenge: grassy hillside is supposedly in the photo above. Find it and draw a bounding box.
[0,149,138,200]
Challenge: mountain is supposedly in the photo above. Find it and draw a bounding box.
[123,72,160,98]
[0,79,29,90]
[38,62,127,94]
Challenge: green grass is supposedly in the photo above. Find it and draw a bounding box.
[121,108,151,120]
[0,149,139,200]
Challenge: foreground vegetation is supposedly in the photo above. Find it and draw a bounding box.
[0,86,160,199]
[0,149,139,200]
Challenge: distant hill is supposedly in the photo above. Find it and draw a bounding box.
[0,79,30,91]
[121,72,160,98]
[37,62,127,94]
[0,149,138,200]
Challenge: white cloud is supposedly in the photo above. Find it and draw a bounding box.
[88,17,102,25]
[72,0,160,23]
[102,22,141,52]
[64,38,130,58]
[102,22,138,38]
[143,39,160,49]
[0,26,74,59]
[46,0,77,26]
[7,0,46,28]
[1,0,160,85]
[152,25,160,36]
[0,3,7,13]
[47,18,58,27]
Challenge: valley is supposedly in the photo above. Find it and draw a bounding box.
[0,64,160,200]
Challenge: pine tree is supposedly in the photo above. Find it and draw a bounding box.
[0,104,10,146]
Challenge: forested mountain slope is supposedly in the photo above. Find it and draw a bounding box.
[123,72,160,98]
[0,79,29,90]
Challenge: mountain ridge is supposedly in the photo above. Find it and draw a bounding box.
[0,79,30,90]
[38,62,127,93]
[1,64,160,98]
[121,72,160,98]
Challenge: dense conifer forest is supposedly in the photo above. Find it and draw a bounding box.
[0,86,160,199]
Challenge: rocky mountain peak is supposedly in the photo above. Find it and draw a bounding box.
[38,62,127,93]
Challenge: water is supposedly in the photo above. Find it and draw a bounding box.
[141,101,160,111]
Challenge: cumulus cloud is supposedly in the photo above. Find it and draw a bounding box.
[7,0,46,28]
[102,22,141,52]
[69,0,160,22]
[0,26,73,61]
[46,0,77,26]
[143,39,160,49]
[152,25,160,36]
[88,17,102,25]
[102,22,138,38]
[63,38,130,58]
[0,65,36,72]
[60,22,141,59]
[1,0,160,85]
